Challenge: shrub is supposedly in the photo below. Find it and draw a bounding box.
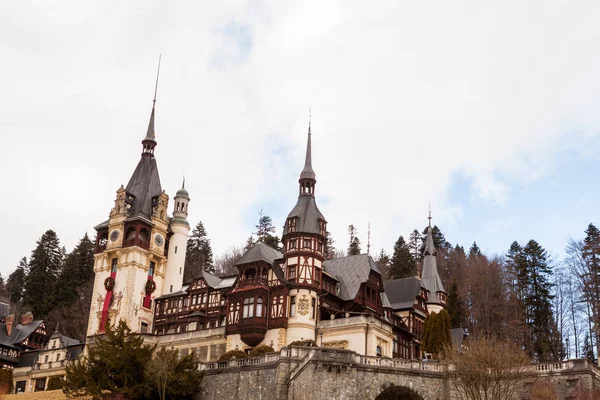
[218,350,248,361]
[289,339,317,347]
[249,345,274,357]
[376,385,424,400]
[47,376,64,391]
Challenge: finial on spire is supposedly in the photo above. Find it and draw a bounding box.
[428,201,432,228]
[367,221,371,256]
[299,109,316,186]
[308,108,311,135]
[153,54,161,105]
[182,175,185,189]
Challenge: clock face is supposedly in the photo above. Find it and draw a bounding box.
[154,234,164,247]
[110,230,120,242]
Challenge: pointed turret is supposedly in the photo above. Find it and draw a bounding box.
[298,117,316,196]
[283,115,326,237]
[421,211,446,312]
[141,103,157,156]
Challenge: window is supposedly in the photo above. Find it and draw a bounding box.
[44,355,49,363]
[288,266,296,280]
[256,297,263,317]
[303,239,311,249]
[289,239,297,250]
[311,297,316,319]
[393,340,398,355]
[290,296,296,317]
[180,267,182,275]
[170,285,173,293]
[56,354,60,362]
[376,346,382,357]
[148,261,155,276]
[111,258,118,272]
[35,378,46,392]
[175,246,178,254]
[317,242,323,252]
[243,298,255,318]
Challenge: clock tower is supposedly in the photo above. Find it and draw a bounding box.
[87,98,173,336]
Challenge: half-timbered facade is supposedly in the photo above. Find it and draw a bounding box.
[85,99,447,361]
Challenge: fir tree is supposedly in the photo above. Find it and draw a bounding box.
[63,320,155,399]
[184,221,214,280]
[469,242,482,257]
[55,233,94,307]
[255,209,280,250]
[419,225,450,256]
[408,229,422,261]
[6,257,27,304]
[22,230,64,318]
[325,231,336,259]
[422,311,452,357]
[522,239,556,361]
[389,236,416,279]
[446,280,465,328]
[347,225,361,256]
[375,249,391,279]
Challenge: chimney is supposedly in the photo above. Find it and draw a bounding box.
[21,311,33,325]
[5,315,14,337]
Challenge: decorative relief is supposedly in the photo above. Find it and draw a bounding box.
[110,230,120,242]
[298,294,310,316]
[323,340,348,349]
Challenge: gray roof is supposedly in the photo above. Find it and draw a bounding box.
[380,292,392,308]
[323,254,380,301]
[421,227,445,303]
[193,270,223,288]
[143,104,156,143]
[236,242,283,266]
[384,277,424,310]
[0,320,46,350]
[124,154,162,221]
[17,351,38,367]
[215,276,237,290]
[68,343,84,360]
[283,195,326,235]
[299,126,315,181]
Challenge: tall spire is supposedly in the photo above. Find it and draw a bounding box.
[300,110,316,182]
[142,55,161,155]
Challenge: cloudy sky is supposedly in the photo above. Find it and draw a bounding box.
[2,1,600,277]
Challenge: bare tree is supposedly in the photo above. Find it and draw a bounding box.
[214,246,244,276]
[444,336,529,400]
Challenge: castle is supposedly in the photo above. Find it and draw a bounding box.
[85,97,449,362]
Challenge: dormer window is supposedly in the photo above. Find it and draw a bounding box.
[288,218,297,233]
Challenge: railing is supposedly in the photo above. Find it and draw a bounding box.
[355,355,443,372]
[123,238,150,250]
[200,352,281,371]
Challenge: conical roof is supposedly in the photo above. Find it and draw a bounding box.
[299,123,315,181]
[421,226,445,302]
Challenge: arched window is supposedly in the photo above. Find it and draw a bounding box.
[243,298,255,318]
[256,297,263,317]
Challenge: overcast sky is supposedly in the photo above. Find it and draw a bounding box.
[2,1,600,277]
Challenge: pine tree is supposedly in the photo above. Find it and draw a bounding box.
[375,249,391,278]
[184,221,214,280]
[6,257,27,304]
[55,233,94,307]
[582,223,600,355]
[325,231,336,259]
[422,311,452,357]
[408,229,422,261]
[22,230,64,318]
[469,242,482,257]
[255,209,280,250]
[389,236,416,279]
[347,225,361,256]
[446,280,465,328]
[522,239,556,361]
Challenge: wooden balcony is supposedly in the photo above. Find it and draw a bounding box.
[123,237,150,250]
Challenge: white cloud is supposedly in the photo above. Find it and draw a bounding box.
[2,0,600,274]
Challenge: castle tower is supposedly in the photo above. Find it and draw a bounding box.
[281,117,327,344]
[163,179,190,294]
[87,95,171,336]
[421,212,447,314]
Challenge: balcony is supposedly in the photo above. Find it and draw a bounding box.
[238,277,269,289]
[123,237,150,250]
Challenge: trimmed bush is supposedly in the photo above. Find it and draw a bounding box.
[218,349,248,361]
[249,345,274,357]
[376,385,424,400]
[47,375,64,390]
[289,339,317,347]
